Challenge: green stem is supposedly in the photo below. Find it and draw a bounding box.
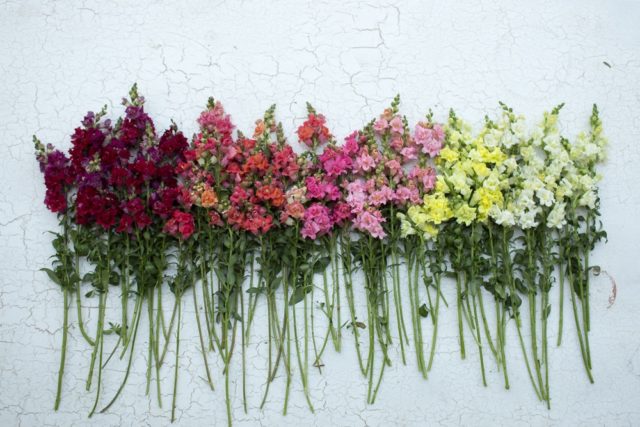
[88,290,106,417]
[406,242,422,375]
[101,335,121,370]
[391,245,407,365]
[568,252,594,383]
[320,252,338,350]
[171,294,182,423]
[54,287,69,410]
[426,244,441,373]
[487,226,506,371]
[456,271,466,359]
[199,232,215,352]
[75,253,95,347]
[557,233,565,347]
[293,298,314,411]
[282,266,292,416]
[245,250,258,344]
[503,228,541,400]
[526,231,545,401]
[331,234,342,351]
[100,294,142,413]
[497,302,510,389]
[240,266,247,414]
[193,284,214,390]
[477,286,498,360]
[146,287,154,396]
[341,232,366,375]
[159,298,178,365]
[260,294,274,410]
[153,287,162,408]
[365,281,376,403]
[515,315,542,400]
[472,291,487,387]
[121,236,129,347]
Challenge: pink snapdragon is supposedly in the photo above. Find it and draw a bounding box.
[395,185,421,205]
[301,203,333,239]
[197,100,235,139]
[390,116,404,134]
[373,118,388,133]
[384,159,404,182]
[343,131,361,156]
[400,145,418,161]
[319,147,352,177]
[331,201,352,225]
[355,148,376,172]
[353,209,386,238]
[305,176,341,201]
[346,180,367,213]
[409,166,437,192]
[369,186,395,206]
[414,122,444,157]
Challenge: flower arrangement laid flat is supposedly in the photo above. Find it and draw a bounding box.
[35,85,607,425]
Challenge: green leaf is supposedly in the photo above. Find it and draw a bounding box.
[40,268,62,286]
[418,303,429,318]
[289,285,310,306]
[109,271,120,286]
[270,276,282,290]
[226,269,235,285]
[313,256,331,273]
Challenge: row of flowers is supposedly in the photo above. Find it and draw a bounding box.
[35,86,606,424]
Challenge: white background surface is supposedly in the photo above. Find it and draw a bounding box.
[1,0,639,426]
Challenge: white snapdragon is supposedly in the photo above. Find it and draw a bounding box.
[530,126,544,146]
[555,178,574,200]
[515,189,536,211]
[502,157,518,173]
[545,161,565,180]
[449,170,472,197]
[490,206,516,226]
[468,148,483,163]
[576,174,596,192]
[536,187,555,207]
[448,129,463,146]
[542,133,565,158]
[523,176,544,192]
[511,117,528,140]
[583,142,600,158]
[518,208,540,229]
[501,130,518,149]
[546,202,567,229]
[578,190,597,209]
[520,146,545,170]
[483,129,502,148]
[482,172,502,192]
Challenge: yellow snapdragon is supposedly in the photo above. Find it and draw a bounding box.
[454,203,476,225]
[471,187,504,221]
[439,146,459,163]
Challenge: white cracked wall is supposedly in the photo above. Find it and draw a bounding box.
[1,0,639,426]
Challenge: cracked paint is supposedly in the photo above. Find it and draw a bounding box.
[1,0,640,426]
